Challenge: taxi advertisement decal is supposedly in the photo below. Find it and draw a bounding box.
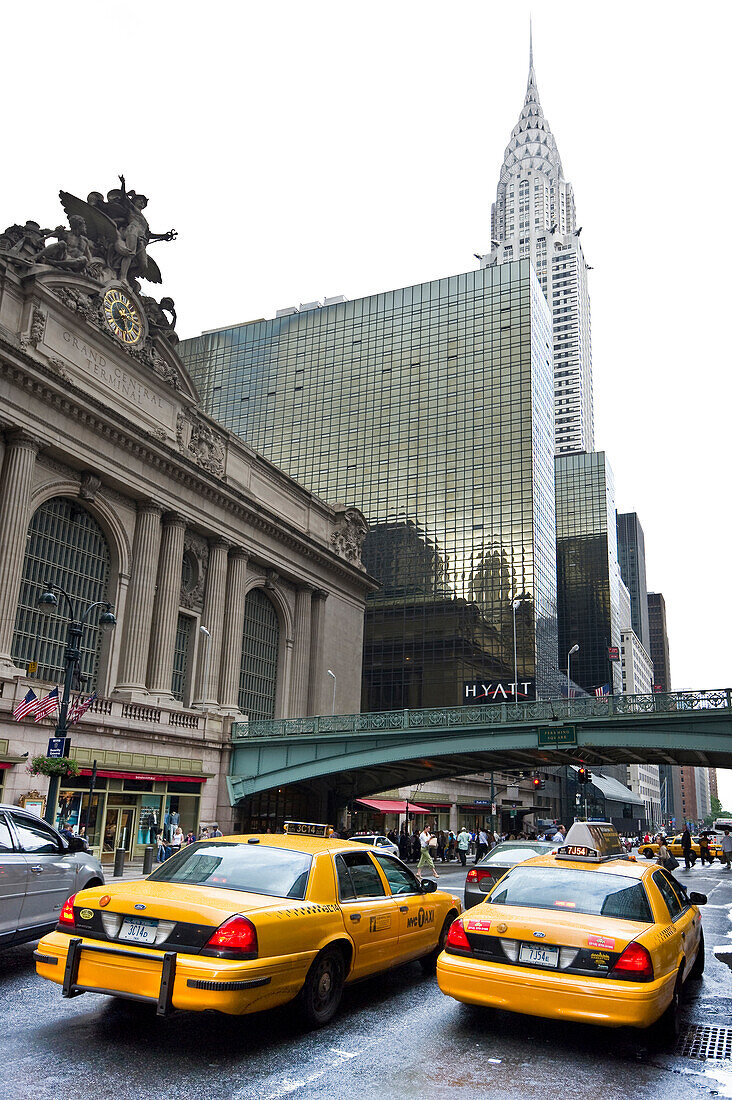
[589,951,611,969]
[406,907,435,929]
[466,918,492,932]
[369,914,392,933]
[587,935,615,950]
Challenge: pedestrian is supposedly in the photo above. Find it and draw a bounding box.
[457,825,470,867]
[437,830,446,862]
[552,824,566,843]
[171,824,184,855]
[185,830,195,845]
[398,827,409,861]
[681,826,694,870]
[475,826,489,864]
[699,833,713,866]
[721,828,732,871]
[416,827,439,881]
[211,823,223,837]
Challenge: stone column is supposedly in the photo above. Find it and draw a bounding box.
[289,584,313,717]
[146,512,186,697]
[218,549,249,712]
[193,536,229,706]
[306,589,329,715]
[0,430,40,667]
[114,501,162,693]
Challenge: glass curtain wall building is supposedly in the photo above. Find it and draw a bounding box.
[555,451,621,694]
[617,512,650,650]
[181,261,559,708]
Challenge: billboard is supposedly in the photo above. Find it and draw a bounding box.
[463,681,536,704]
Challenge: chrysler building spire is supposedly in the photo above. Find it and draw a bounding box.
[480,31,594,455]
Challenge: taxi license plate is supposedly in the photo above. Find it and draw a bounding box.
[119,916,159,944]
[519,944,559,968]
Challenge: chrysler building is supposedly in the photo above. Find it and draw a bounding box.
[479,35,594,455]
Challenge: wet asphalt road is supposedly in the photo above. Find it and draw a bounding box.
[2,860,731,1100]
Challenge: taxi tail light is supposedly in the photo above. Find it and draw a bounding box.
[609,942,654,982]
[202,915,258,960]
[466,868,493,884]
[59,894,77,926]
[445,919,472,952]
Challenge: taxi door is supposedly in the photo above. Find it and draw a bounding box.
[371,852,437,961]
[334,852,399,978]
[652,869,701,974]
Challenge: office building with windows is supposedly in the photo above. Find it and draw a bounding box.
[181,260,561,707]
[647,592,671,691]
[617,512,650,650]
[478,38,593,455]
[554,451,621,694]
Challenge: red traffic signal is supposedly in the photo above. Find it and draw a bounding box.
[532,775,546,790]
[577,767,592,784]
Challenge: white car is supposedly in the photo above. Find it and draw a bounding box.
[350,834,400,858]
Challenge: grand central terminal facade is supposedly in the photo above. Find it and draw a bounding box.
[0,183,375,861]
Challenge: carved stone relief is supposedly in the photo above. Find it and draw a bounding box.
[330,507,368,566]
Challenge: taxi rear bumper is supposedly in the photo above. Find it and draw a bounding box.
[35,931,310,1016]
[436,950,676,1029]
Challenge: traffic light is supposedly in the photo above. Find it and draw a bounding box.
[577,767,592,785]
[532,775,546,790]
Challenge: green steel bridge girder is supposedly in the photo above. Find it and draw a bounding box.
[226,690,732,804]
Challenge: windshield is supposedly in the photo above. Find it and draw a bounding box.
[147,842,312,899]
[352,837,377,844]
[483,844,554,864]
[489,866,653,923]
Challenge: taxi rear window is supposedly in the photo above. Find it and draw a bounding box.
[148,842,312,899]
[489,866,653,923]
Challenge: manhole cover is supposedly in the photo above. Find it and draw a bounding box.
[677,1025,732,1060]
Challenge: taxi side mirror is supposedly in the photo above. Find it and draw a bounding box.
[689,891,707,906]
[420,879,437,893]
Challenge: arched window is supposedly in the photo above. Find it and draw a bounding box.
[238,588,280,720]
[11,497,110,688]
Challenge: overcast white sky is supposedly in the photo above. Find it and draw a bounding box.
[4,1,731,804]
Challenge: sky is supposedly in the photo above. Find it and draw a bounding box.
[3,1,731,804]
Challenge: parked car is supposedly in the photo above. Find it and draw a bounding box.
[0,804,105,950]
[464,840,558,908]
[349,834,400,858]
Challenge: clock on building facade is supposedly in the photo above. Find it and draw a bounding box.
[102,287,143,346]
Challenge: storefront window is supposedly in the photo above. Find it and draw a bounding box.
[138,796,163,845]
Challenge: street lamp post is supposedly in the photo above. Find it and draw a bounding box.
[511,598,522,703]
[37,582,116,826]
[327,669,336,713]
[567,643,579,697]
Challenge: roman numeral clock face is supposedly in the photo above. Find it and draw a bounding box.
[102,288,143,345]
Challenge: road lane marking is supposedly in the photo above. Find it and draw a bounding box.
[252,1041,374,1099]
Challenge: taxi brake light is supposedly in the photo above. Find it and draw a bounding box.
[466,868,493,883]
[202,915,258,960]
[610,942,653,981]
[445,919,472,952]
[59,894,77,926]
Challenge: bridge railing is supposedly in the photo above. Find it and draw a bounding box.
[230,688,732,741]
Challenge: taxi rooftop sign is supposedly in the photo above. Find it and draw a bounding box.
[538,726,577,747]
[556,821,628,863]
[284,821,331,837]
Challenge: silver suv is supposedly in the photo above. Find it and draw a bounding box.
[0,804,105,950]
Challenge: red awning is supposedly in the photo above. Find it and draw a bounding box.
[79,769,205,784]
[417,802,451,810]
[355,798,431,814]
[0,762,12,770]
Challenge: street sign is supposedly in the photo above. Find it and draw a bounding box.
[538,726,577,748]
[27,661,38,676]
[608,647,620,661]
[47,737,66,758]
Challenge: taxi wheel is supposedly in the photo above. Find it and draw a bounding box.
[690,932,705,979]
[299,948,345,1027]
[653,971,682,1045]
[642,848,655,859]
[419,913,454,974]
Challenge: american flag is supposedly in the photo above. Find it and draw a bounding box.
[594,684,610,697]
[13,688,39,721]
[561,685,577,699]
[68,692,97,726]
[33,687,60,722]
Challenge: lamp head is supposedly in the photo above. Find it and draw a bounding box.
[99,607,117,632]
[327,669,336,679]
[199,626,211,637]
[37,588,58,615]
[569,644,580,656]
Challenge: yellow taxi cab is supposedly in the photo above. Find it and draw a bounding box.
[436,821,706,1037]
[639,834,721,862]
[34,822,461,1026]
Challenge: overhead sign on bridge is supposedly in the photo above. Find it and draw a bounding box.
[538,726,577,747]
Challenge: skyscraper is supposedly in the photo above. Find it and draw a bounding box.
[647,592,672,691]
[617,512,650,650]
[479,35,594,456]
[181,261,560,707]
